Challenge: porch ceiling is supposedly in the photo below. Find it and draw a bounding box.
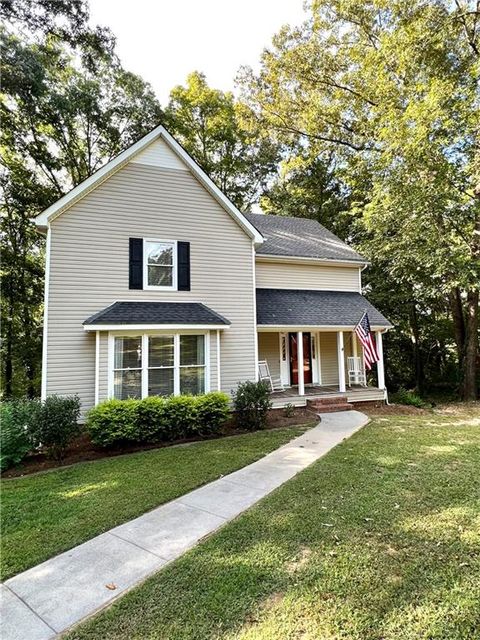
[256,289,392,329]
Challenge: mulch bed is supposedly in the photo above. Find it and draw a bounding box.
[2,407,316,478]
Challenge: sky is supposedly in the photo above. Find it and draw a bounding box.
[89,0,307,105]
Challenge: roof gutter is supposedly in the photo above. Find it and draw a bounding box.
[255,254,369,268]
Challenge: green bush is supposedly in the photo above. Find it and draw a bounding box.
[392,388,430,409]
[87,392,231,448]
[87,399,140,447]
[135,396,169,442]
[284,402,295,418]
[194,392,230,436]
[30,395,81,461]
[161,395,197,439]
[0,399,40,471]
[232,380,272,431]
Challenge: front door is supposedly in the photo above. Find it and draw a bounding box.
[289,333,313,385]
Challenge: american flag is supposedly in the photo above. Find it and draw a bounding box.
[354,312,379,370]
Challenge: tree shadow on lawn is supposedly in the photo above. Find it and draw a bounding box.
[67,418,480,640]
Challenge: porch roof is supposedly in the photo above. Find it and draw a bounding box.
[256,289,392,329]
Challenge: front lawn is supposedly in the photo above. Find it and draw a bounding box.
[1,425,311,581]
[67,405,480,640]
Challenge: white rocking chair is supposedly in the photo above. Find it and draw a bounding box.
[258,360,285,392]
[347,356,367,387]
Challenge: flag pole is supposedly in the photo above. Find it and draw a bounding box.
[355,309,367,328]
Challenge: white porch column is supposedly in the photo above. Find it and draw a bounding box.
[297,331,305,396]
[216,329,221,391]
[337,331,346,392]
[352,331,358,384]
[376,331,385,390]
[94,330,100,406]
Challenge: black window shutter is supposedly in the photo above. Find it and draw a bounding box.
[129,238,143,289]
[177,242,190,291]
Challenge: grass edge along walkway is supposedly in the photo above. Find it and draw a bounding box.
[66,408,480,640]
[1,424,314,581]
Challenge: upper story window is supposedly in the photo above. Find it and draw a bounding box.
[144,239,177,290]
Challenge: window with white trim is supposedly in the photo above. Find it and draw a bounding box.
[112,334,206,399]
[148,335,175,396]
[113,337,142,400]
[144,240,176,289]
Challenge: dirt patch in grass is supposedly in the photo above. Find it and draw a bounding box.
[355,401,428,416]
[2,407,316,478]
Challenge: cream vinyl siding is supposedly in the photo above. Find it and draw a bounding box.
[131,138,187,171]
[318,331,362,385]
[255,261,360,291]
[319,332,339,385]
[46,162,256,416]
[258,333,281,381]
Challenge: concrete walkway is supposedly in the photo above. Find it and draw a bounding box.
[1,410,368,639]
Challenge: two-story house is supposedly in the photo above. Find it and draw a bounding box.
[34,125,391,418]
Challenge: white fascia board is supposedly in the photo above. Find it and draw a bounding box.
[160,128,264,245]
[34,125,164,228]
[84,323,230,332]
[257,324,391,332]
[34,125,264,245]
[255,254,369,268]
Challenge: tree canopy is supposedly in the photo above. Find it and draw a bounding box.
[165,71,279,210]
[240,0,479,397]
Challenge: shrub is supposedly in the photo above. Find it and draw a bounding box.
[87,399,140,447]
[232,380,272,431]
[87,392,231,447]
[30,395,81,461]
[392,388,430,409]
[135,396,169,442]
[161,395,197,439]
[0,399,40,471]
[194,392,230,436]
[284,402,295,418]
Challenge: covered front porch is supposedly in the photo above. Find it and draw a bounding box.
[257,328,387,406]
[255,289,391,406]
[267,383,387,408]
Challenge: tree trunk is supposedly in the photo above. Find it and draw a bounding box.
[449,288,466,370]
[463,290,479,400]
[5,296,14,398]
[409,302,424,394]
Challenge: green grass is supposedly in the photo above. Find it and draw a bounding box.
[0,425,311,581]
[66,406,480,640]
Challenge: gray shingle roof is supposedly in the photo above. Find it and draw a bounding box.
[244,213,366,263]
[84,301,230,326]
[256,289,391,327]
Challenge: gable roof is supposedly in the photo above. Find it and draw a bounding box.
[244,213,366,264]
[34,125,263,244]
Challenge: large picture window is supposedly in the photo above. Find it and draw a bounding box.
[144,240,176,289]
[111,333,207,400]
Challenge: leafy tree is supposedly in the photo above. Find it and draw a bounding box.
[1,16,162,397]
[165,71,279,210]
[260,151,350,237]
[0,0,114,60]
[241,0,480,398]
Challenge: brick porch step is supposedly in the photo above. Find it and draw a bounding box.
[307,397,351,413]
[309,396,347,405]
